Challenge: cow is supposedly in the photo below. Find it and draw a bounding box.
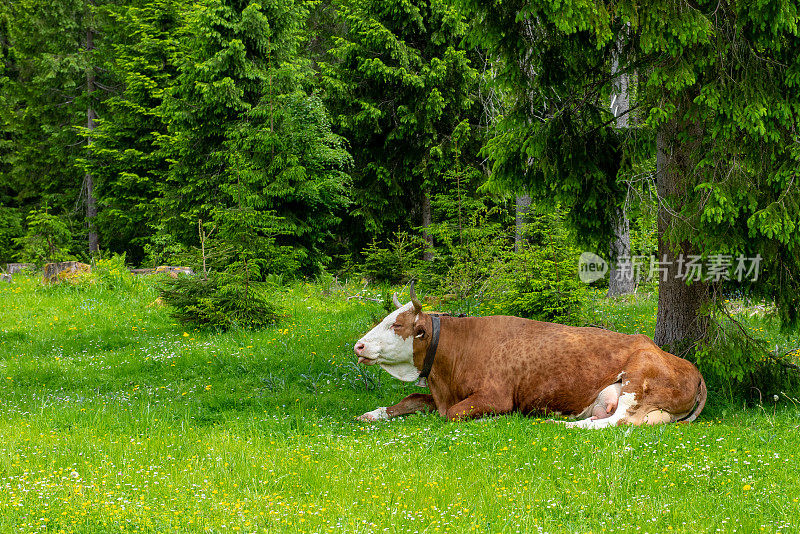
[353,283,706,428]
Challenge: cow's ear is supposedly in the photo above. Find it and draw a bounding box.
[414,323,426,339]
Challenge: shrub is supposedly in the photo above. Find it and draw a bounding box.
[503,277,586,325]
[142,225,187,268]
[159,208,285,330]
[160,273,280,330]
[497,246,587,325]
[13,205,74,264]
[492,209,588,325]
[93,253,138,291]
[696,313,800,399]
[360,232,424,284]
[422,207,511,312]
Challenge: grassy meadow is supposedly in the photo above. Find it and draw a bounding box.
[1,273,800,533]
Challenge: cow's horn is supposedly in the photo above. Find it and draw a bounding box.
[409,281,422,312]
[392,292,402,309]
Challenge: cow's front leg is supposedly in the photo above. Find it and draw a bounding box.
[356,393,436,422]
[446,393,512,421]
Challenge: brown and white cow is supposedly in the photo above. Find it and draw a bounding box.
[353,285,706,428]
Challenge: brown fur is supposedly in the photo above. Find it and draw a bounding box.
[383,310,706,425]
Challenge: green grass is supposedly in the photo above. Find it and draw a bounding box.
[1,274,800,533]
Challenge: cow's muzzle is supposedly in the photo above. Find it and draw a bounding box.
[354,343,376,365]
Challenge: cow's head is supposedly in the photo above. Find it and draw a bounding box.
[354,284,428,382]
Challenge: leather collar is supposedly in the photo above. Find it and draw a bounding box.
[418,315,440,381]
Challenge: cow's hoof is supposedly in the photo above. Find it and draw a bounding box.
[356,407,389,422]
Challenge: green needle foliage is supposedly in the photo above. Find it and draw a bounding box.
[160,270,280,331]
[13,204,74,264]
[0,0,98,251]
[80,0,183,265]
[500,210,587,326]
[159,207,284,331]
[159,0,351,273]
[462,0,800,350]
[320,0,482,248]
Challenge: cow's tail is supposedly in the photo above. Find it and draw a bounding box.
[678,375,707,423]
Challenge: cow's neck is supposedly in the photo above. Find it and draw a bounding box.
[413,315,463,414]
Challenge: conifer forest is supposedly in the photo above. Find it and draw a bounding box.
[2,0,800,389]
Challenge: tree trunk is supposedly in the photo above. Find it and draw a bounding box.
[653,104,709,355]
[607,39,635,297]
[515,194,531,252]
[607,209,636,296]
[86,1,99,256]
[421,190,433,261]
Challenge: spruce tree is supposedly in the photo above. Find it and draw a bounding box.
[79,0,182,264]
[463,0,800,353]
[0,0,115,258]
[159,206,285,330]
[159,0,351,272]
[320,0,483,252]
[0,0,87,218]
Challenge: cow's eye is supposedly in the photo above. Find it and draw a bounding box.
[391,323,401,330]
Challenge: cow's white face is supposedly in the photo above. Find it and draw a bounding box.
[354,302,420,382]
